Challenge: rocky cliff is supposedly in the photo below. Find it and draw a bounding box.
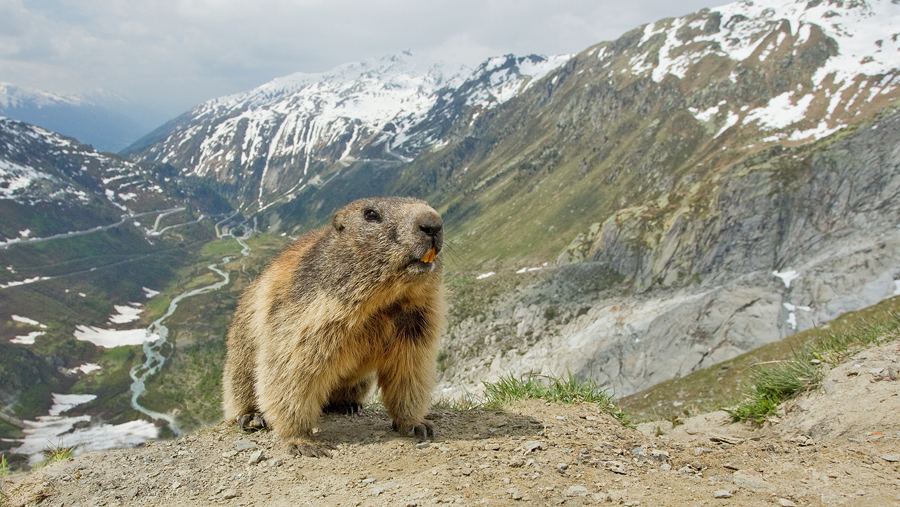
[438,109,900,399]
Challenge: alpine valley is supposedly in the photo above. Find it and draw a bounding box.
[2,0,900,468]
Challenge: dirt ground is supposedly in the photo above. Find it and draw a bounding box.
[5,342,900,507]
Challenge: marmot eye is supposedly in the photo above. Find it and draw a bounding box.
[364,209,381,222]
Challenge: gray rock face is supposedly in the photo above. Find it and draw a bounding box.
[438,113,900,399]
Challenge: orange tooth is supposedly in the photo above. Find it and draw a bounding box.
[421,247,436,263]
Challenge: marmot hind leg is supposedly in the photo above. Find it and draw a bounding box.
[323,374,375,415]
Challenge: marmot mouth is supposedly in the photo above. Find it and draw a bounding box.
[406,247,439,273]
[420,247,437,264]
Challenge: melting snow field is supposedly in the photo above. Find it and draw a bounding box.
[108,304,142,324]
[773,269,801,288]
[9,315,48,344]
[11,315,47,327]
[73,325,156,348]
[10,331,44,345]
[71,363,101,374]
[12,393,157,465]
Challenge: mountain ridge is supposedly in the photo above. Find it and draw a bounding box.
[122,51,572,212]
[0,84,155,153]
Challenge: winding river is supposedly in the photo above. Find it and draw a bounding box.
[13,234,251,463]
[129,236,251,435]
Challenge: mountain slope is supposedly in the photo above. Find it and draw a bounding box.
[120,0,900,403]
[0,117,226,466]
[411,0,900,266]
[123,52,570,212]
[0,117,178,244]
[438,108,900,398]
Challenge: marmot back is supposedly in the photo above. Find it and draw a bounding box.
[222,197,446,457]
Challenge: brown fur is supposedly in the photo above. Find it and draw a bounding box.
[222,197,446,456]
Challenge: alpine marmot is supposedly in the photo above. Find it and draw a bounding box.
[222,197,446,457]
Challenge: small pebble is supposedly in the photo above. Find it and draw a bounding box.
[222,488,239,500]
[777,499,797,507]
[524,441,543,454]
[564,485,588,497]
[234,439,257,452]
[248,449,265,465]
[714,490,732,498]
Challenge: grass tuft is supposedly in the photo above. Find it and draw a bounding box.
[481,372,633,427]
[34,443,75,470]
[726,312,900,424]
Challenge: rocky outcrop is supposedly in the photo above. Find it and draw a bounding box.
[438,110,900,399]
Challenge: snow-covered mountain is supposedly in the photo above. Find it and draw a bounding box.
[0,83,151,153]
[125,52,571,212]
[0,117,179,243]
[127,0,900,217]
[631,0,900,144]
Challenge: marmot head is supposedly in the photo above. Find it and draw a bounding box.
[331,197,444,283]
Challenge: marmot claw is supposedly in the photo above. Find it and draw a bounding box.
[237,413,268,432]
[392,420,436,440]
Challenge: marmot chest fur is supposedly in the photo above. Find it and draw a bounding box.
[222,197,446,456]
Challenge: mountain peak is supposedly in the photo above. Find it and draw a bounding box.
[0,83,86,110]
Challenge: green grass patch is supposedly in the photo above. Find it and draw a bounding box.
[33,443,75,470]
[480,372,633,427]
[200,238,244,258]
[726,311,900,424]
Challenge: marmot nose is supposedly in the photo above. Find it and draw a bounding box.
[419,223,442,238]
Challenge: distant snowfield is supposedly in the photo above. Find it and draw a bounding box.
[0,275,52,289]
[108,304,142,324]
[9,315,48,344]
[72,363,101,374]
[73,325,156,348]
[11,315,47,327]
[10,330,44,345]
[0,159,47,198]
[48,393,97,416]
[12,393,157,465]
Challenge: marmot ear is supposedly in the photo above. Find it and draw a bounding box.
[332,210,345,232]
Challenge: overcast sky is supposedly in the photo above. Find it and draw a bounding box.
[0,0,715,122]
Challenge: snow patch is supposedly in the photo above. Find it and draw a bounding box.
[109,304,143,324]
[10,331,44,345]
[773,269,800,288]
[73,325,155,348]
[11,315,47,327]
[48,393,97,416]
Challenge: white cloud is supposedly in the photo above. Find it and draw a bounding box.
[0,0,713,120]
